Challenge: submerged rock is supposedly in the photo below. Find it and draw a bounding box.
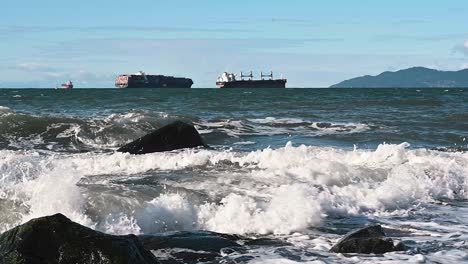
[117,121,206,154]
[0,214,158,264]
[315,122,333,128]
[139,231,244,263]
[329,225,405,254]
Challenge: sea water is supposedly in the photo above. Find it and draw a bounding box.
[0,88,467,263]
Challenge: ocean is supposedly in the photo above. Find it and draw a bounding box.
[0,88,467,263]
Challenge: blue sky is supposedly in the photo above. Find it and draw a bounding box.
[1,0,467,88]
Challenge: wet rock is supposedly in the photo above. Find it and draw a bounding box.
[166,251,220,264]
[244,237,292,247]
[315,122,333,128]
[330,225,405,254]
[139,231,243,252]
[139,231,243,264]
[0,213,158,264]
[117,121,206,154]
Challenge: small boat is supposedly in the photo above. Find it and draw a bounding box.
[59,80,74,89]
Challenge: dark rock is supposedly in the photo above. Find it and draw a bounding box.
[117,121,206,155]
[329,225,405,254]
[0,213,158,264]
[138,231,243,252]
[315,122,333,129]
[244,238,292,247]
[166,251,220,264]
[139,231,243,264]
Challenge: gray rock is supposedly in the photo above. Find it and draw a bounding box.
[117,121,206,155]
[0,213,158,264]
[330,225,405,254]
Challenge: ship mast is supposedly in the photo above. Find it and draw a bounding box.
[240,71,253,80]
[261,71,273,80]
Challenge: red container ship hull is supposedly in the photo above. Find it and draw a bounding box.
[115,72,193,88]
[216,79,286,88]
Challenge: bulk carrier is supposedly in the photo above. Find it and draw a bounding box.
[216,71,286,88]
[115,71,193,88]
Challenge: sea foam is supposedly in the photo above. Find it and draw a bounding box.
[1,142,467,237]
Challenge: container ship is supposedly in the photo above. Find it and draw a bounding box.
[216,71,286,88]
[115,71,193,88]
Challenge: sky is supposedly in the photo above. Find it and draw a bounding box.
[1,0,467,88]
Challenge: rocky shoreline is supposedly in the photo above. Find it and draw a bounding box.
[0,214,407,264]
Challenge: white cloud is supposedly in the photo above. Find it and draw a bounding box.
[17,62,55,72]
[44,70,115,87]
[453,41,468,56]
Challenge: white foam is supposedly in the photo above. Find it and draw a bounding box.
[249,259,318,264]
[1,142,467,241]
[103,213,141,235]
[198,184,322,234]
[248,117,307,124]
[196,120,248,137]
[0,106,10,111]
[233,141,256,145]
[429,250,468,264]
[197,118,372,138]
[137,193,198,233]
[55,123,81,139]
[0,150,94,231]
[5,111,176,150]
[102,111,169,124]
[310,122,371,135]
[0,106,11,116]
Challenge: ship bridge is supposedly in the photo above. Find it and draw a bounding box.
[217,72,236,82]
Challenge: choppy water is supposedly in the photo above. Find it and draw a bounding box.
[0,88,467,263]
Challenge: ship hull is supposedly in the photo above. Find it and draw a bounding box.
[116,75,193,88]
[216,79,286,88]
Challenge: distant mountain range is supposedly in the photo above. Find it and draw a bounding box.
[330,67,468,88]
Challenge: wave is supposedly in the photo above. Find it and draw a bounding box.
[0,110,194,151]
[1,142,467,236]
[0,110,376,151]
[196,117,373,137]
[0,106,10,113]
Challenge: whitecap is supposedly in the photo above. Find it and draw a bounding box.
[1,142,467,239]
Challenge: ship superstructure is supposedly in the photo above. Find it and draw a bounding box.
[60,80,73,89]
[115,71,193,88]
[216,71,286,88]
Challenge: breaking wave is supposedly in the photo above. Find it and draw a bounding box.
[1,142,467,237]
